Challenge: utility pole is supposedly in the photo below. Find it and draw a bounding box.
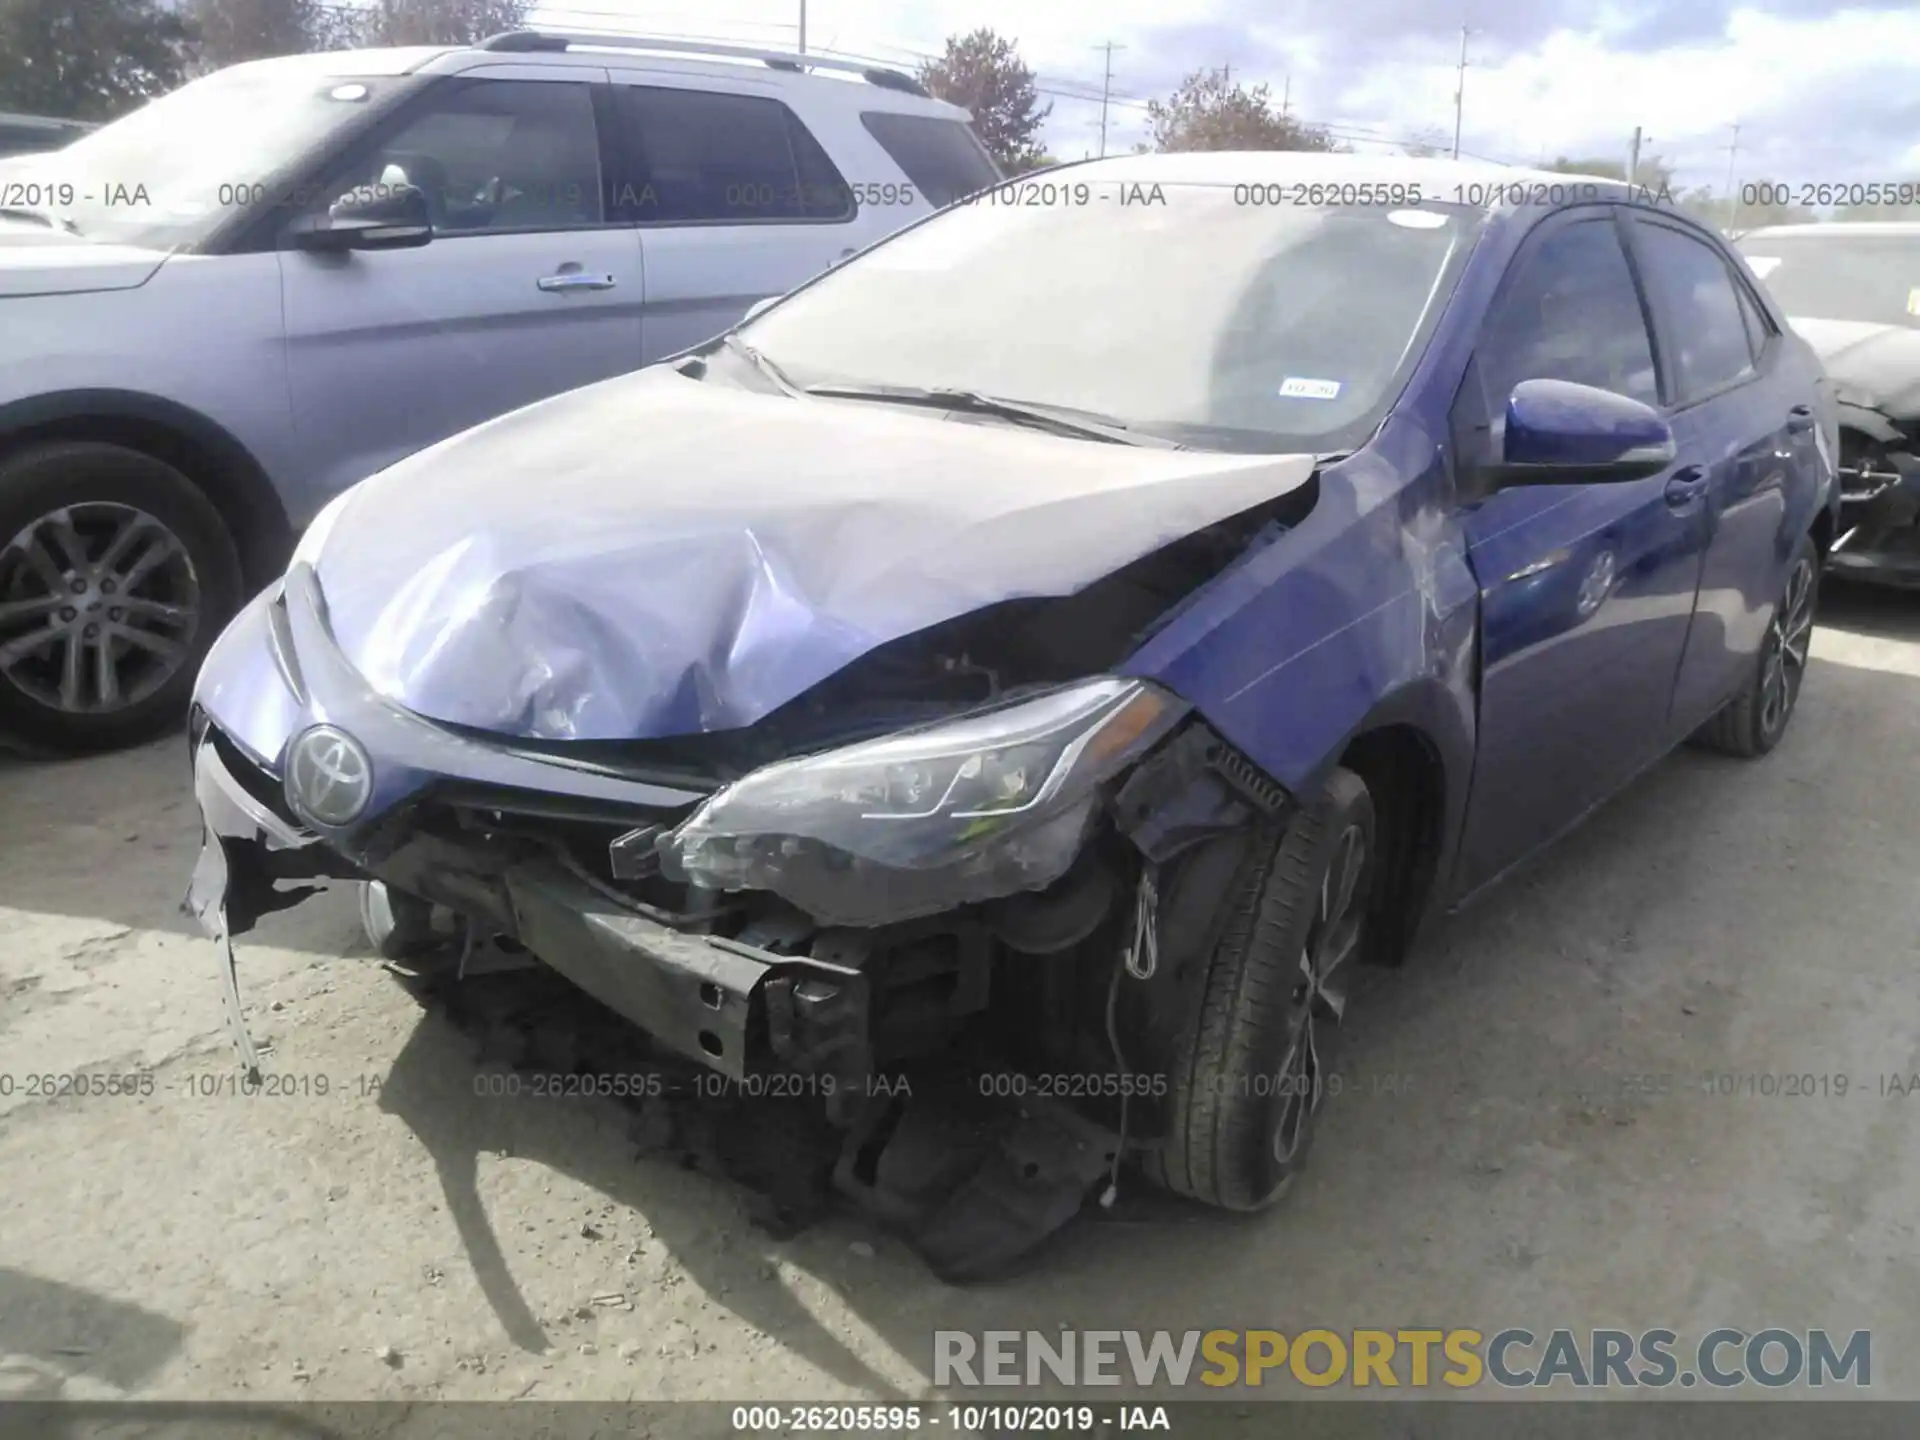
[1222,63,1232,85]
[1094,41,1125,158]
[1627,126,1642,186]
[1281,73,1291,118]
[1723,121,1742,228]
[1451,24,1471,160]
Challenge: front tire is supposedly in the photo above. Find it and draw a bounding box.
[1692,534,1819,759]
[0,441,243,754]
[1149,766,1376,1211]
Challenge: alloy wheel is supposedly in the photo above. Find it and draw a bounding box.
[1758,555,1816,739]
[1271,821,1370,1164]
[0,503,202,715]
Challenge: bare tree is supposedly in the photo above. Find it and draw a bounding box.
[185,0,328,71]
[338,0,532,48]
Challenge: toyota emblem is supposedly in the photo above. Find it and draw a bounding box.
[284,724,373,827]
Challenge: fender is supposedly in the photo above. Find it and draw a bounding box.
[0,387,293,583]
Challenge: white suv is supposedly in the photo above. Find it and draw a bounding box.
[0,30,998,752]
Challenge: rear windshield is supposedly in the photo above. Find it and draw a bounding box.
[859,111,1001,207]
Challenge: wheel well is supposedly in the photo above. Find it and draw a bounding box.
[0,411,293,588]
[1339,724,1445,967]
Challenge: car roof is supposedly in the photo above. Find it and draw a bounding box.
[1049,151,1630,204]
[226,33,970,121]
[1739,221,1920,240]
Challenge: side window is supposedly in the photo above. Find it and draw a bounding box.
[1477,217,1659,416]
[1632,220,1758,401]
[316,79,603,234]
[1733,272,1774,360]
[858,111,1001,207]
[611,86,853,224]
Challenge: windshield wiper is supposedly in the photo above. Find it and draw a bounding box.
[803,381,1183,447]
[719,331,803,397]
[0,205,81,235]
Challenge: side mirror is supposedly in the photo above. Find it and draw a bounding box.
[290,182,433,253]
[1489,378,1676,488]
[742,295,779,324]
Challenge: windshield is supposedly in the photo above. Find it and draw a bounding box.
[1738,232,1920,329]
[0,62,416,250]
[740,180,1481,453]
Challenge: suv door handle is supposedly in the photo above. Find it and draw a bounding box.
[1664,465,1710,507]
[537,271,617,292]
[1786,404,1815,434]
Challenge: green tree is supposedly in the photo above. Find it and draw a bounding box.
[0,0,195,121]
[1544,154,1678,193]
[1147,68,1339,153]
[185,0,328,72]
[341,0,532,48]
[918,28,1050,171]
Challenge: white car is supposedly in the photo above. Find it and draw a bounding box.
[0,30,998,752]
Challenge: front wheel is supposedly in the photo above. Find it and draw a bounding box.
[0,441,243,754]
[1148,766,1376,1211]
[1692,534,1819,758]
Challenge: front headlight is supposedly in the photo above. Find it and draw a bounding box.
[661,677,1186,927]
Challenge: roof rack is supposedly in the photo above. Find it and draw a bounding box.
[475,30,931,97]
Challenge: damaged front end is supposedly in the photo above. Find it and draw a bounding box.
[1831,420,1920,586]
[184,463,1314,1276]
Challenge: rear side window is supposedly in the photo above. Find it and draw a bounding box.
[1733,274,1774,360]
[611,86,853,224]
[1632,219,1757,402]
[859,111,1001,207]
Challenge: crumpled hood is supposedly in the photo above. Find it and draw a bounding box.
[0,221,170,296]
[312,364,1318,742]
[1791,316,1920,419]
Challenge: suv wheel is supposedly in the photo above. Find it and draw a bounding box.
[0,441,243,754]
[1148,766,1376,1211]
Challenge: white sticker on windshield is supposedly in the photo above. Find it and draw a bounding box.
[1746,255,1783,278]
[1387,209,1449,229]
[1279,376,1343,400]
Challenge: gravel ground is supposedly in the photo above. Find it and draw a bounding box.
[2,583,1919,1410]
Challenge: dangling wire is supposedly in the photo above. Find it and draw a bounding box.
[1101,859,1160,1209]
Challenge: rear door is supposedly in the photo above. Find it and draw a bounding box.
[1624,213,1824,732]
[600,76,873,362]
[1452,208,1712,894]
[277,68,644,505]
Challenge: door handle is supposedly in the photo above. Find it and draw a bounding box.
[1664,465,1710,507]
[1786,404,1815,434]
[537,271,617,292]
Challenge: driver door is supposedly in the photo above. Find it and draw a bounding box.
[1452,208,1712,895]
[277,69,645,509]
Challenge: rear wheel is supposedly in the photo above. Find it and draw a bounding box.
[1692,533,1819,758]
[1149,766,1376,1211]
[0,441,242,754]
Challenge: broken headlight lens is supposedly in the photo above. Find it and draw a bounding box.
[660,677,1186,927]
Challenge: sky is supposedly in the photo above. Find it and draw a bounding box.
[525,0,1920,193]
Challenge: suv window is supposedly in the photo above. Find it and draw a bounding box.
[1477,216,1659,413]
[1632,219,1757,401]
[858,111,1000,207]
[318,79,603,233]
[611,86,852,223]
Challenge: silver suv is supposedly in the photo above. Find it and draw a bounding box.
[0,31,997,752]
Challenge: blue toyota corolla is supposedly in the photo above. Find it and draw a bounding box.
[186,153,1839,1242]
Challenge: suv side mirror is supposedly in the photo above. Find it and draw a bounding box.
[1489,378,1676,488]
[290,183,433,253]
